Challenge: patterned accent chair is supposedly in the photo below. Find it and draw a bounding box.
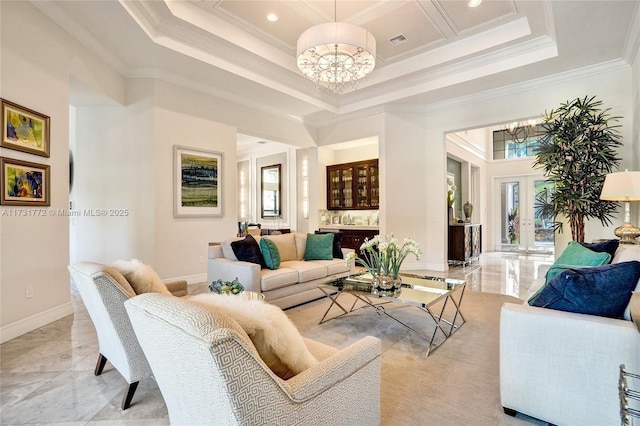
[124,293,382,425]
[68,262,187,409]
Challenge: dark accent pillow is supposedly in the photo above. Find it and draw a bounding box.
[231,235,265,268]
[314,231,344,259]
[544,241,611,283]
[260,237,281,270]
[529,261,640,318]
[304,233,334,261]
[580,239,619,261]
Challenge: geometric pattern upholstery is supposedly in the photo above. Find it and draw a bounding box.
[68,261,187,409]
[125,293,381,425]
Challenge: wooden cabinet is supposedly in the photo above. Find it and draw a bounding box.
[448,224,482,263]
[327,159,379,210]
[319,228,379,260]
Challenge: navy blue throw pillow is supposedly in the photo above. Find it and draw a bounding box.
[529,261,640,318]
[314,231,344,259]
[580,239,619,262]
[231,235,265,268]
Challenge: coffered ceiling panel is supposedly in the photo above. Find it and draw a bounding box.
[436,0,517,34]
[213,1,314,50]
[366,2,446,62]
[304,1,382,22]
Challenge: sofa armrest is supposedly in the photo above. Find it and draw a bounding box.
[165,280,188,297]
[282,335,381,401]
[207,258,261,293]
[341,247,355,257]
[500,302,640,425]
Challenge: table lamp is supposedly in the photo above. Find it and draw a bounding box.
[600,169,640,244]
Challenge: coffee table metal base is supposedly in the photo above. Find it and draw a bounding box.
[317,285,466,356]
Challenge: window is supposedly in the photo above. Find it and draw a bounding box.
[492,127,541,160]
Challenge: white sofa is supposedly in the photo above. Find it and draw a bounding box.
[500,243,640,426]
[208,233,355,309]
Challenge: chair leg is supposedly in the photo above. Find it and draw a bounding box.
[503,407,518,417]
[121,381,139,410]
[94,353,108,376]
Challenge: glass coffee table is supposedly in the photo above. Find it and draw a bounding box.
[318,273,466,356]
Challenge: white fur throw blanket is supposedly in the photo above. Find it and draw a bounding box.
[112,259,171,296]
[188,293,318,379]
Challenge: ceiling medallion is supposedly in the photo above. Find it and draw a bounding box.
[296,19,376,94]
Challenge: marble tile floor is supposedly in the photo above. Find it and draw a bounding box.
[0,252,553,425]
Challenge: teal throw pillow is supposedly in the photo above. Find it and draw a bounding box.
[528,241,612,305]
[260,238,281,270]
[304,233,334,261]
[546,241,611,282]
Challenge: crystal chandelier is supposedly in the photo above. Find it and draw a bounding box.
[296,3,376,94]
[504,120,538,144]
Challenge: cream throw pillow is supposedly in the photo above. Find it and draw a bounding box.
[262,233,297,262]
[188,293,318,379]
[112,259,171,296]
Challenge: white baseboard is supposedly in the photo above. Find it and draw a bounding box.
[165,273,207,285]
[1,302,74,344]
[1,273,207,344]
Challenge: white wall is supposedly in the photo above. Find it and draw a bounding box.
[151,80,238,280]
[1,1,74,340]
[73,81,155,265]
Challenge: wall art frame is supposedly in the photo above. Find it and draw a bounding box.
[1,99,50,157]
[174,145,223,217]
[1,157,51,206]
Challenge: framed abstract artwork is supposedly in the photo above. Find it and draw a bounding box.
[174,145,223,217]
[1,99,50,157]
[1,157,50,206]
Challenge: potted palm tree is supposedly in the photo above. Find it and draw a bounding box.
[533,95,623,242]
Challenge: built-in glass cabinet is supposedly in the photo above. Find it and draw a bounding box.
[327,159,379,210]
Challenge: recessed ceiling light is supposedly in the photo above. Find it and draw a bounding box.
[468,0,482,7]
[267,13,278,22]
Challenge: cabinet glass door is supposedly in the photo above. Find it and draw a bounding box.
[354,165,368,207]
[342,167,353,208]
[370,163,379,207]
[328,169,341,209]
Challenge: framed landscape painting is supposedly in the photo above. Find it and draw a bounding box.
[174,145,223,217]
[1,99,50,157]
[1,157,50,206]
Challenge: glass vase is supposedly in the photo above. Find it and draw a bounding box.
[372,274,395,290]
[393,276,402,289]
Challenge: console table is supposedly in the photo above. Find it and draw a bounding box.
[448,224,481,264]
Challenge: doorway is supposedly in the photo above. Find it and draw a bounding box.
[494,175,554,254]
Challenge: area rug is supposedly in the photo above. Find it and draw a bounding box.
[285,290,540,426]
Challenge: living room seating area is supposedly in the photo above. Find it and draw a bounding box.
[500,243,640,425]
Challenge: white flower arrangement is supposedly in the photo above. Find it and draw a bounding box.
[345,234,422,278]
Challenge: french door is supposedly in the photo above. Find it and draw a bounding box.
[494,175,555,254]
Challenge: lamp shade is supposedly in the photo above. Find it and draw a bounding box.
[296,22,376,93]
[600,170,640,201]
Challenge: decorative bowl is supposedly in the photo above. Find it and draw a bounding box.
[209,277,244,295]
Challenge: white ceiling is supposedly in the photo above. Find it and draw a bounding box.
[36,0,640,128]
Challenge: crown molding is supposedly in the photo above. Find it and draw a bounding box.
[622,2,640,64]
[29,0,128,75]
[311,58,630,130]
[125,68,307,124]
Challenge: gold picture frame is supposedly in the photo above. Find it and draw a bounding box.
[1,98,50,157]
[1,157,51,206]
